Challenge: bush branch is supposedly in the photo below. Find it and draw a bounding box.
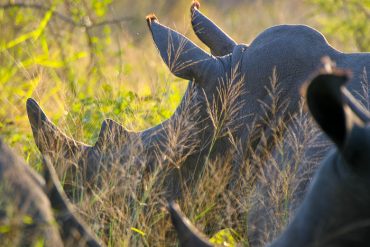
[0,3,132,29]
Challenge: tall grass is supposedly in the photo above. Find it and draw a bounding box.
[1,0,369,246]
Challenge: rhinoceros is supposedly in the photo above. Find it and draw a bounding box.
[0,139,102,246]
[27,1,370,245]
[168,68,370,247]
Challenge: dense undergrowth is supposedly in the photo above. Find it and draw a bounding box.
[0,0,369,246]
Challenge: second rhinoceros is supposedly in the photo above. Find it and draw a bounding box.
[0,139,102,246]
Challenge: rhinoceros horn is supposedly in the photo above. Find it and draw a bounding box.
[26,98,90,158]
[190,0,237,56]
[43,156,102,246]
[168,202,213,247]
[95,118,132,151]
[146,14,224,84]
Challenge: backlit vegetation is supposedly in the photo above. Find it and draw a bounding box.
[0,0,369,246]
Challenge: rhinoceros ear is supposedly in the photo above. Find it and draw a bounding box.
[168,202,213,247]
[95,118,131,150]
[190,0,237,56]
[42,156,102,246]
[305,64,370,150]
[26,98,89,158]
[147,14,224,85]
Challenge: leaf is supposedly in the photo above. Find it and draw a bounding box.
[209,228,237,247]
[0,225,10,233]
[0,6,54,52]
[194,203,216,221]
[23,215,33,225]
[32,6,55,40]
[33,238,45,247]
[131,227,146,236]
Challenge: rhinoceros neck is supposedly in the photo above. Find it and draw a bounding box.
[336,52,370,72]
[335,52,370,98]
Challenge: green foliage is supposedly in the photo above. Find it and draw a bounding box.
[1,0,369,246]
[210,228,238,246]
[310,0,370,51]
[0,0,183,150]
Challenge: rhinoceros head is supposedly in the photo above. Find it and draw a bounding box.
[26,2,248,195]
[26,98,140,191]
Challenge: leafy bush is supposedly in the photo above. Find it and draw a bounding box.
[310,0,370,51]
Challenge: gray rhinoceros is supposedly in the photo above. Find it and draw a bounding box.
[27,2,370,245]
[0,139,62,246]
[168,68,370,247]
[0,139,102,246]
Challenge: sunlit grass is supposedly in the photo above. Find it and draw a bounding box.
[0,0,369,246]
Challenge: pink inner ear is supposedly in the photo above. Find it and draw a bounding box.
[191,0,200,12]
[146,13,158,24]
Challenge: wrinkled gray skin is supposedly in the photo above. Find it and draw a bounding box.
[26,2,370,245]
[0,139,102,246]
[168,69,370,247]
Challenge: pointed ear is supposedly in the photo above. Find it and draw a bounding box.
[168,202,213,247]
[26,98,89,158]
[305,69,359,148]
[146,15,224,85]
[95,118,131,150]
[190,1,237,56]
